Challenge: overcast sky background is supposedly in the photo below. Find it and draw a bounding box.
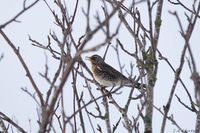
[0,0,200,133]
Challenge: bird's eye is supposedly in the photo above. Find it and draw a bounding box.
[91,57,95,60]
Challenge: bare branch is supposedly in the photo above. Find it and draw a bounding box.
[168,0,200,18]
[0,0,40,29]
[175,94,197,112]
[0,117,7,133]
[0,29,44,110]
[0,112,26,133]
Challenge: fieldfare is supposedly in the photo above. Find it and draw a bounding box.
[86,54,142,89]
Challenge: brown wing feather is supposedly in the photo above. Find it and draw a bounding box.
[98,63,128,80]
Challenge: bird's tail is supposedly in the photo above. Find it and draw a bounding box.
[124,80,146,89]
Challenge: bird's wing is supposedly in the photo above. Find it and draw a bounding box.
[98,63,128,80]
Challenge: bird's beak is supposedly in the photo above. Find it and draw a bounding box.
[86,56,91,61]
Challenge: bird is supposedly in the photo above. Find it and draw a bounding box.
[86,54,143,89]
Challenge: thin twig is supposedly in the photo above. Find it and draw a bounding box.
[0,0,40,29]
[175,94,196,112]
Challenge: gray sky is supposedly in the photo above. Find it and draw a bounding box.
[0,0,199,132]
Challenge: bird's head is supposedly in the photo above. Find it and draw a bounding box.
[86,54,104,65]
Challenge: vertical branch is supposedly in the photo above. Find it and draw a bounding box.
[153,0,163,49]
[45,60,62,108]
[144,0,163,132]
[73,81,77,133]
[72,67,86,133]
[144,67,156,133]
[144,2,154,133]
[146,0,155,58]
[61,90,66,133]
[100,89,111,133]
